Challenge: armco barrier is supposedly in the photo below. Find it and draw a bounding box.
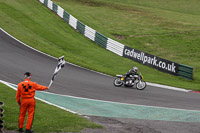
[69,15,77,30]
[77,21,85,35]
[52,3,58,13]
[84,26,96,41]
[57,6,64,18]
[95,32,107,49]
[38,0,194,79]
[47,0,53,10]
[178,64,193,79]
[107,38,124,56]
[63,11,70,23]
[43,0,48,7]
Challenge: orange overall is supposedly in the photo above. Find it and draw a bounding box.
[16,79,47,130]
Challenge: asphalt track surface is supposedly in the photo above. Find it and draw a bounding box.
[1,28,200,133]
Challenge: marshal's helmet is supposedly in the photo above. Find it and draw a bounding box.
[24,72,32,78]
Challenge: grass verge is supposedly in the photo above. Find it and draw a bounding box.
[0,83,102,133]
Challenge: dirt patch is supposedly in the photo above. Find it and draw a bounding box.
[81,116,161,133]
[112,34,126,40]
[145,43,152,46]
[74,0,108,7]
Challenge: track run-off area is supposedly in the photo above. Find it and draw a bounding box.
[1,28,200,132]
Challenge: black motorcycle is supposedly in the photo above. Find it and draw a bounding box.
[113,73,146,90]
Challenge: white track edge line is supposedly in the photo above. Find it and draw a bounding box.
[147,82,191,92]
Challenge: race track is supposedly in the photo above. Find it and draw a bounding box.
[1,28,200,133]
[0,28,200,110]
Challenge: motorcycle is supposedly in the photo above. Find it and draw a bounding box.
[113,73,146,90]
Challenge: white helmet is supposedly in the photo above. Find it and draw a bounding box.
[133,67,138,72]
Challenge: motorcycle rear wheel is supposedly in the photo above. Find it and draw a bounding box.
[113,78,123,87]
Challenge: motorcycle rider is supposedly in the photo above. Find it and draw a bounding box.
[124,67,139,84]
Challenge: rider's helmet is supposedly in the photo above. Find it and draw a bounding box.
[132,67,138,73]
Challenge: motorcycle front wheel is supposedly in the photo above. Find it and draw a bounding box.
[136,80,146,90]
[113,78,123,87]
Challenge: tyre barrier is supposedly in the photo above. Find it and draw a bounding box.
[0,102,4,133]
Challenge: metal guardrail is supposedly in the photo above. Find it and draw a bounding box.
[178,64,193,79]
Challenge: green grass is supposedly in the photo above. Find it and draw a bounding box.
[0,0,199,91]
[0,83,102,132]
[95,0,200,14]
